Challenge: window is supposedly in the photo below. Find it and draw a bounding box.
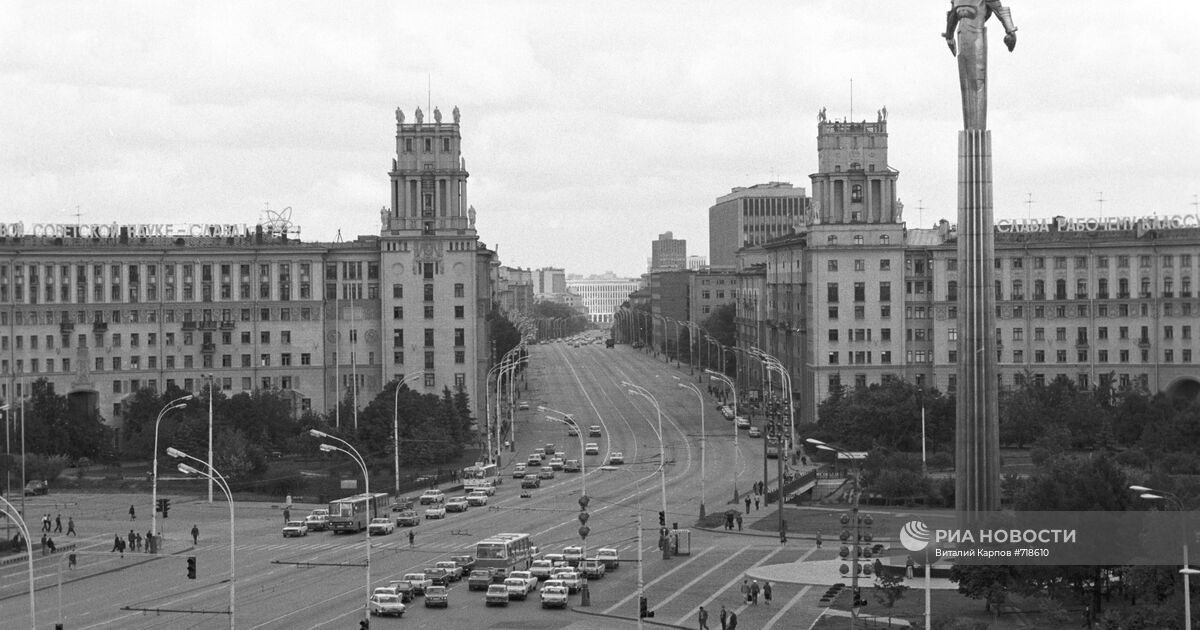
[880,259,891,271]
[455,350,465,364]
[424,328,434,347]
[455,305,464,319]
[393,284,403,299]
[829,330,838,342]
[854,259,865,271]
[828,306,838,320]
[424,351,435,369]
[828,352,839,365]
[454,283,464,298]
[853,282,865,302]
[828,260,838,272]
[879,282,891,302]
[827,283,838,303]
[424,305,434,319]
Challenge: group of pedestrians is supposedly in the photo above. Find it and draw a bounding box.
[695,580,773,629]
[40,513,76,536]
[698,603,738,630]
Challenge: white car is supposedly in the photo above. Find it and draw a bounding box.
[368,517,395,535]
[551,570,582,593]
[303,509,330,531]
[424,504,447,519]
[595,548,620,570]
[512,464,528,478]
[561,546,584,565]
[517,401,530,410]
[419,489,446,505]
[588,425,602,437]
[504,575,537,600]
[540,584,569,609]
[282,520,308,537]
[530,559,555,580]
[466,491,489,506]
[549,456,565,470]
[434,560,464,581]
[736,416,751,430]
[445,497,470,513]
[584,442,600,455]
[607,452,624,465]
[567,425,580,436]
[748,426,762,438]
[369,592,407,617]
[538,466,555,479]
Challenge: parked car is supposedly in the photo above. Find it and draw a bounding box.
[530,559,555,580]
[517,401,530,410]
[403,573,432,595]
[468,570,494,591]
[419,489,446,505]
[304,509,330,531]
[23,480,48,496]
[485,583,511,606]
[505,575,538,600]
[512,463,528,478]
[548,456,565,470]
[424,585,449,608]
[588,425,603,437]
[466,491,489,507]
[395,509,421,527]
[607,452,624,465]
[369,592,406,617]
[434,560,464,581]
[445,497,470,513]
[584,442,600,455]
[282,520,309,537]
[450,554,476,574]
[424,504,447,519]
[368,518,395,536]
[540,584,569,609]
[522,474,542,488]
[595,548,620,570]
[538,467,555,480]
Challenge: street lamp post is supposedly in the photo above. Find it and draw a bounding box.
[311,429,371,625]
[809,438,863,630]
[541,406,591,606]
[1130,485,1192,630]
[152,394,194,540]
[622,382,668,525]
[0,495,36,628]
[201,373,216,503]
[392,370,423,496]
[167,448,235,630]
[600,465,648,630]
[674,377,706,519]
[706,370,740,502]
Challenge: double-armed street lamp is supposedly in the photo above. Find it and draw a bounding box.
[673,376,706,519]
[152,394,194,540]
[541,405,592,606]
[0,494,36,628]
[1130,484,1194,629]
[808,438,865,630]
[600,465,650,629]
[1,393,28,519]
[622,382,669,524]
[310,429,372,626]
[167,447,235,630]
[392,370,424,496]
[705,370,740,502]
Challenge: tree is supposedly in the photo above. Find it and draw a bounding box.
[950,565,1022,612]
[872,572,909,608]
[19,378,112,462]
[488,306,523,361]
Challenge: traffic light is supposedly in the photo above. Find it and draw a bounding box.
[639,596,654,618]
[186,556,196,579]
[157,498,170,518]
[658,511,666,527]
[358,619,370,630]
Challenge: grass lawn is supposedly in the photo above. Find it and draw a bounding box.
[810,584,1090,630]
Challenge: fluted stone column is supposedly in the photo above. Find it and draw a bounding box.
[955,129,1000,513]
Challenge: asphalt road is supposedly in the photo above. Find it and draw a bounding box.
[1,341,830,629]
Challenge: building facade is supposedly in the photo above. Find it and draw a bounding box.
[1,104,499,429]
[567,274,640,324]
[650,231,687,272]
[709,182,809,268]
[534,267,566,298]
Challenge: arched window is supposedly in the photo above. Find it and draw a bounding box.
[1164,277,1174,297]
[1055,279,1067,300]
[1118,278,1129,297]
[1033,279,1045,299]
[947,281,958,300]
[853,235,864,246]
[1097,277,1108,298]
[879,234,889,245]
[1012,279,1023,299]
[1140,278,1151,297]
[827,235,838,246]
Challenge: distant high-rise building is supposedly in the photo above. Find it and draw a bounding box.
[709,182,809,268]
[534,267,567,298]
[651,231,687,271]
[687,255,707,270]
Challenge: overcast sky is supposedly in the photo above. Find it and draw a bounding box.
[3,1,1197,279]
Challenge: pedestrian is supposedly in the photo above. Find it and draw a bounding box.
[283,507,291,523]
[736,514,743,531]
[68,552,77,569]
[408,529,415,547]
[744,496,751,513]
[67,517,76,536]
[41,534,48,555]
[42,514,50,532]
[763,581,772,605]
[740,579,750,603]
[816,530,823,548]
[55,514,63,533]
[46,537,56,554]
[801,455,808,466]
[191,524,200,545]
[719,605,728,630]
[727,610,738,630]
[906,556,916,579]
[754,497,760,511]
[112,534,123,553]
[751,579,760,604]
[698,605,710,630]
[129,504,136,520]
[146,529,154,553]
[128,529,136,553]
[134,532,142,552]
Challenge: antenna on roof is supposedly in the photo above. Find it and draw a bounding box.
[428,74,432,116]
[916,200,925,228]
[1096,192,1105,219]
[1024,193,1035,220]
[849,78,854,121]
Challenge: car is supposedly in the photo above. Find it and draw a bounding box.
[512,463,528,478]
[595,548,620,570]
[551,570,582,593]
[466,491,489,507]
[541,578,568,592]
[563,459,581,473]
[540,584,569,608]
[720,405,735,419]
[450,554,476,574]
[468,481,497,496]
[588,425,602,437]
[517,401,530,410]
[549,457,565,470]
[607,452,624,465]
[433,560,463,581]
[521,474,542,488]
[584,442,600,455]
[485,583,510,606]
[424,567,452,587]
[543,443,556,456]
[748,426,762,438]
[567,425,579,436]
[424,504,447,519]
[468,569,494,591]
[538,466,556,479]
[369,592,407,617]
[385,581,416,602]
[505,575,538,600]
[403,573,432,595]
[390,497,415,512]
[529,559,555,580]
[632,341,645,349]
[735,416,751,430]
[304,509,330,531]
[419,489,446,505]
[368,517,395,536]
[605,338,616,348]
[527,453,544,467]
[445,497,470,513]
[395,509,421,527]
[580,559,606,579]
[282,520,309,537]
[23,480,48,496]
[424,585,449,608]
[561,546,584,566]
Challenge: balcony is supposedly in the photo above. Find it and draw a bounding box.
[182,321,197,330]
[1032,293,1046,301]
[197,321,218,330]
[1117,293,1130,299]
[220,321,235,330]
[92,322,108,332]
[1075,293,1088,300]
[60,322,75,333]
[1137,338,1152,348]
[201,343,216,353]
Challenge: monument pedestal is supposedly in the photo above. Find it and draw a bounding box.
[955,129,1001,514]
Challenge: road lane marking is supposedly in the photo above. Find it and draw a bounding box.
[602,544,716,615]
[765,584,812,629]
[652,546,749,620]
[722,544,795,618]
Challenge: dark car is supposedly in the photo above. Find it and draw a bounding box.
[605,338,615,348]
[424,567,452,587]
[450,554,476,573]
[23,480,48,496]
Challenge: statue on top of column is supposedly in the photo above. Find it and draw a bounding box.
[415,107,424,124]
[452,106,460,123]
[395,107,404,125]
[943,0,1017,130]
[434,107,442,124]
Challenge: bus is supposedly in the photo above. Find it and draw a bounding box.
[474,532,537,573]
[328,492,391,533]
[462,463,500,492]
